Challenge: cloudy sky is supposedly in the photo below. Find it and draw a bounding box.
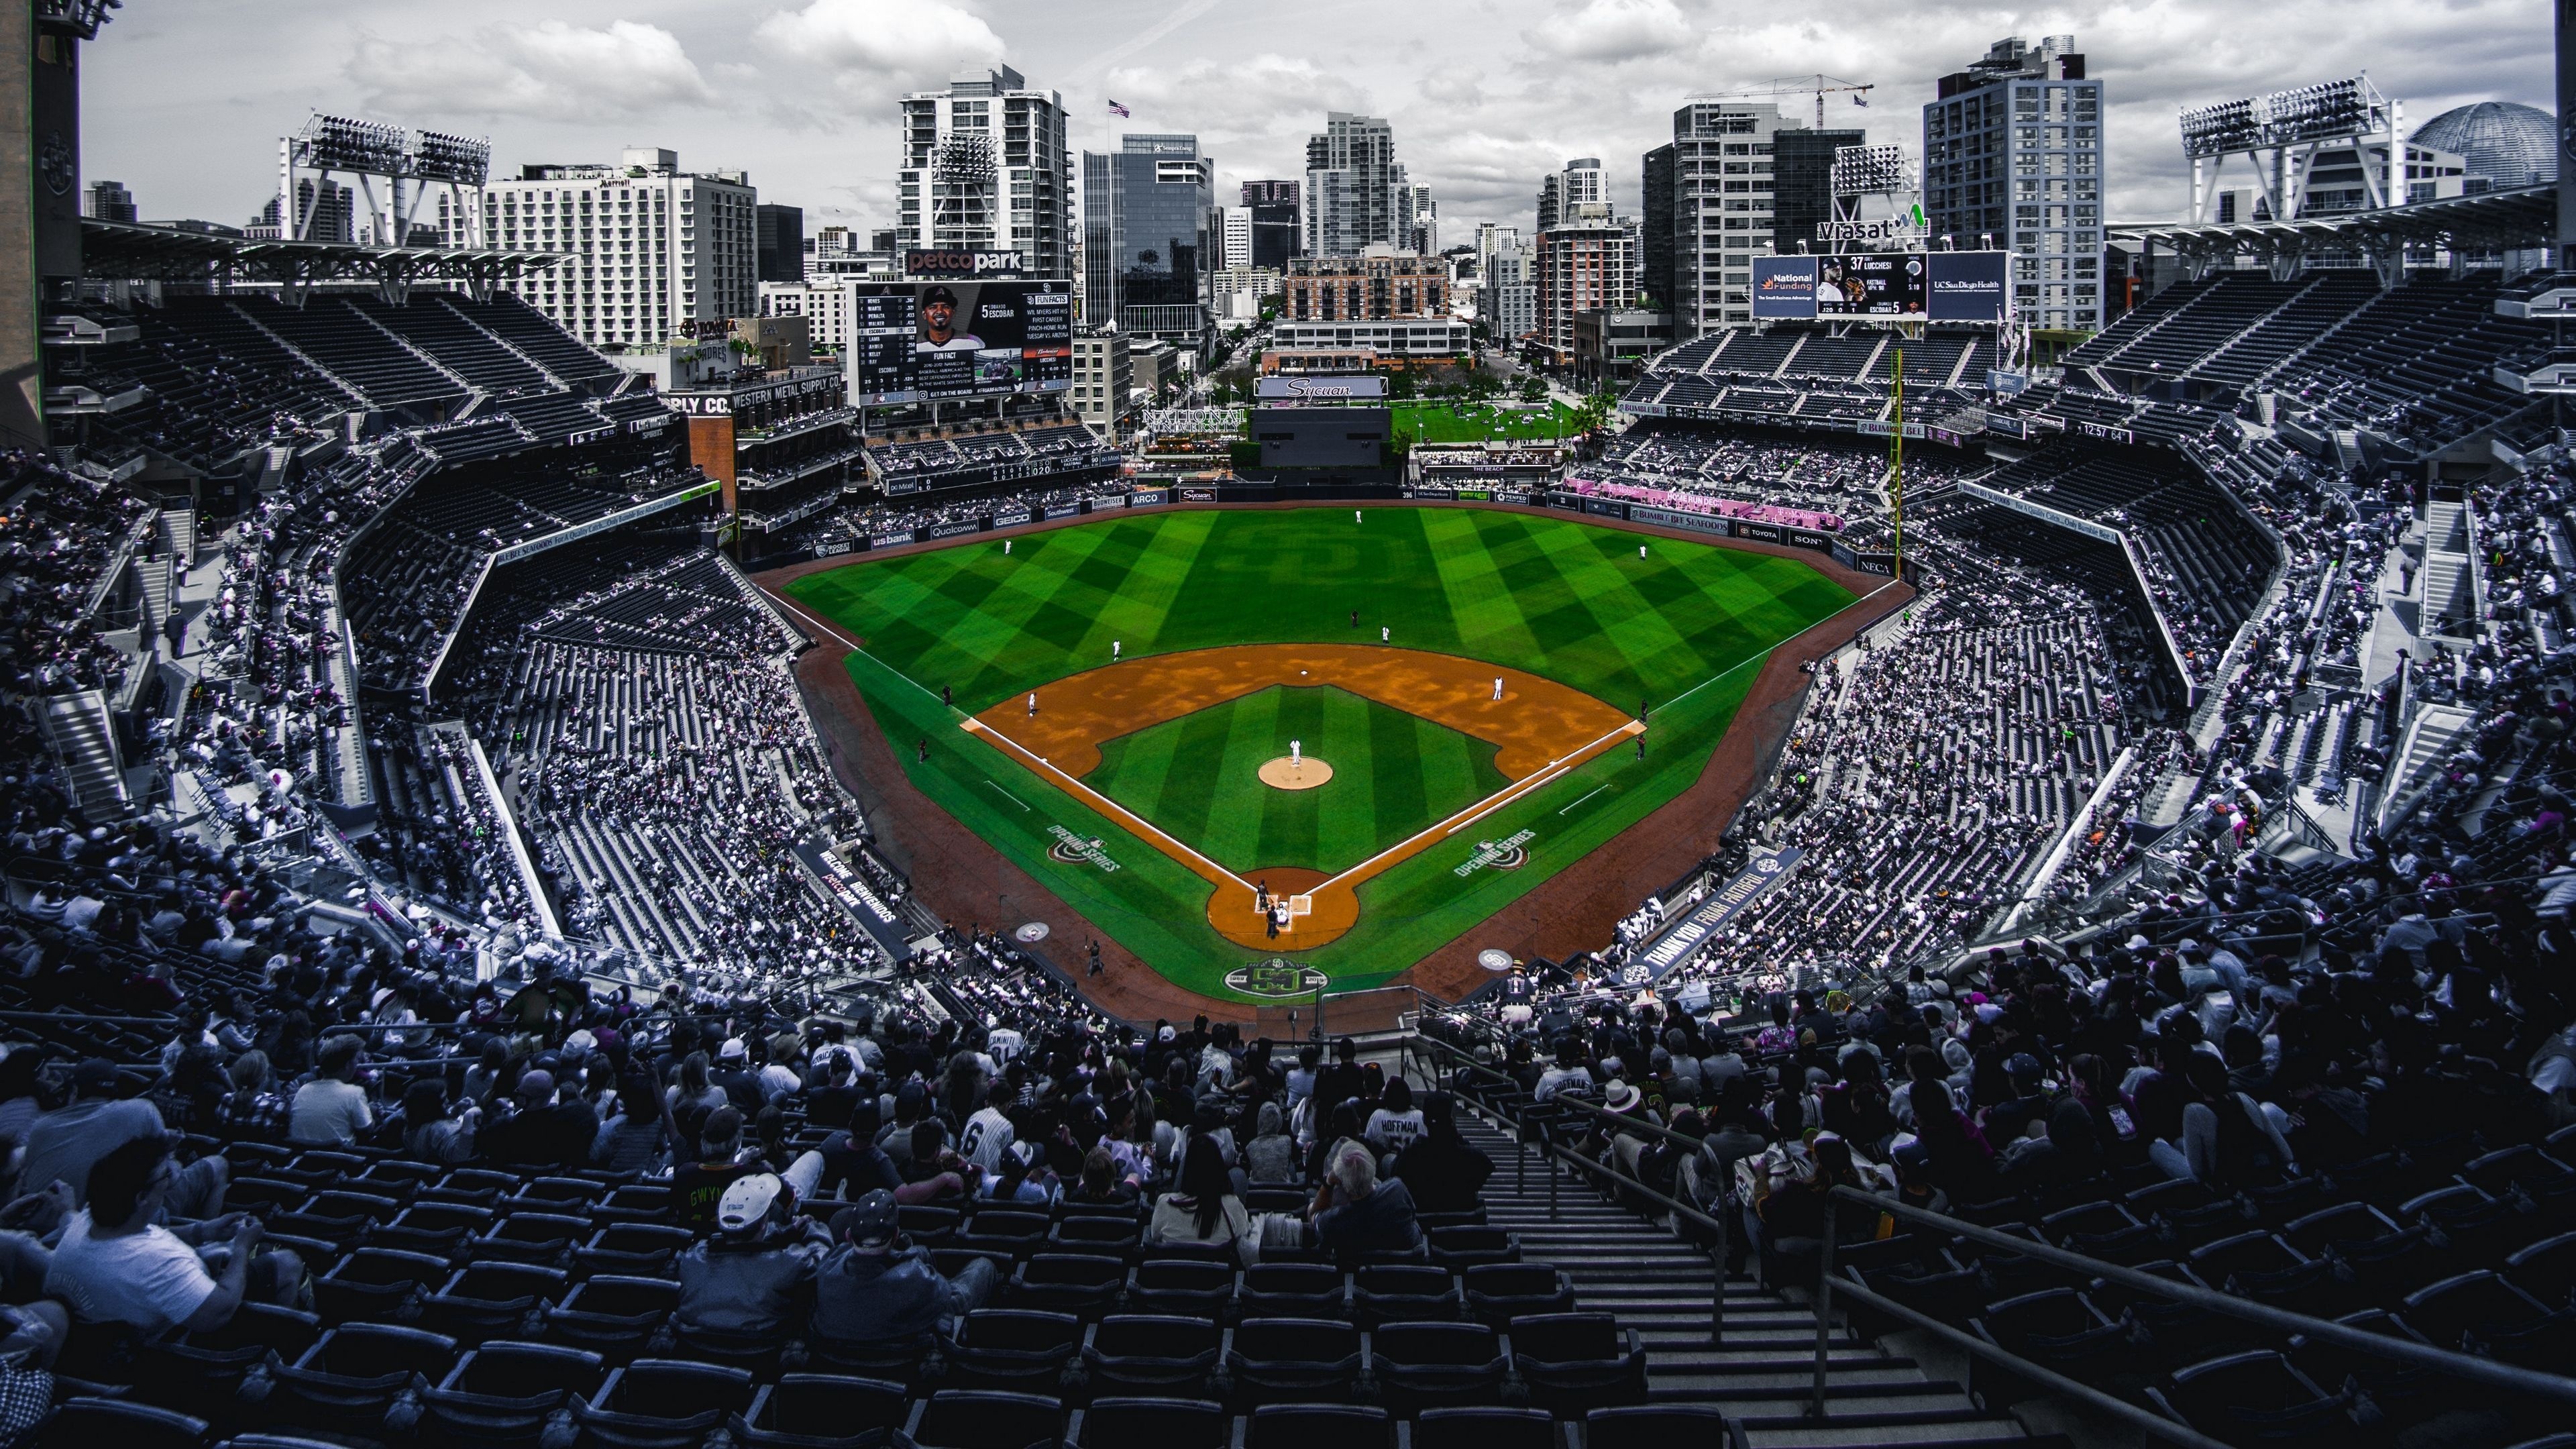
[83,0,2553,240]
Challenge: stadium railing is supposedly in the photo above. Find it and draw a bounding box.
[1402,1029,2576,1441]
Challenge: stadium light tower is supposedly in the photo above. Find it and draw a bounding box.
[280,113,490,247]
[2179,76,2399,225]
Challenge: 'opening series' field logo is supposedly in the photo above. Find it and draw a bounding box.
[1454,829,1536,877]
[1226,959,1329,999]
[1046,826,1120,872]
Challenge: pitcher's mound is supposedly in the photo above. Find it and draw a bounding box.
[1258,756,1333,791]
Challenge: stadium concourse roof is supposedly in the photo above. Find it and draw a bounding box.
[2108,184,2555,282]
[79,217,567,303]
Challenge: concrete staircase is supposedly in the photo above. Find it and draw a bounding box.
[36,689,129,818]
[1448,1110,2068,1448]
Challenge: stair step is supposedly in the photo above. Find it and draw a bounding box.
[1739,1426,2050,1449]
[1686,1379,1968,1403]
[1648,1368,1933,1396]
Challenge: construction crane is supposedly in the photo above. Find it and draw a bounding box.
[1686,75,1875,130]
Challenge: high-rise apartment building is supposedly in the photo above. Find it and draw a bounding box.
[1304,113,1397,256]
[1397,180,1436,255]
[1219,207,1252,270]
[1533,221,1634,362]
[1242,180,1303,269]
[1536,158,1607,230]
[1642,101,1811,337]
[84,179,135,223]
[1479,242,1536,342]
[1081,133,1214,348]
[1770,129,1865,260]
[1281,248,1449,321]
[755,204,804,282]
[1924,35,2102,329]
[464,147,757,350]
[898,65,1073,278]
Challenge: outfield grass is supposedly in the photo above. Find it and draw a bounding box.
[788,506,1856,1000]
[1393,400,1580,444]
[1087,684,1508,876]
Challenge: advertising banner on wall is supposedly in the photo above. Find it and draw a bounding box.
[1927,250,2010,322]
[1751,256,1820,320]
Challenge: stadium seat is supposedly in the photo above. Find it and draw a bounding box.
[1241,1262,1346,1319]
[576,1359,757,1449]
[1366,1321,1509,1411]
[729,1375,910,1449]
[944,1309,1083,1393]
[313,1248,451,1326]
[1587,1403,1729,1449]
[1224,1318,1364,1406]
[35,1397,207,1449]
[421,1263,570,1346]
[545,1276,681,1364]
[1072,1397,1228,1449]
[1351,1264,1462,1328]
[1008,1253,1127,1319]
[902,1391,1063,1449]
[1410,1407,1555,1449]
[1462,1263,1574,1326]
[1126,1259,1237,1318]
[268,1324,460,1438]
[1242,1403,1395,1449]
[420,1340,604,1447]
[2150,1351,2354,1442]
[1507,1313,1648,1413]
[1078,1313,1222,1397]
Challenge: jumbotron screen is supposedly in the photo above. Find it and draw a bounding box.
[847,281,1074,406]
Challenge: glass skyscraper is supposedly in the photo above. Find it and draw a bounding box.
[1082,134,1215,348]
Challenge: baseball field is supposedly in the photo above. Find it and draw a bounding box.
[1394,400,1582,444]
[780,506,1856,1002]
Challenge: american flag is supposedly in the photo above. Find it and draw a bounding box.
[1108,99,1131,118]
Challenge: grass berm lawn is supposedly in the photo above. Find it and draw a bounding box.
[1391,400,1582,444]
[785,506,1854,1002]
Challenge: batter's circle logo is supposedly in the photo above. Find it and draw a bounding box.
[1226,959,1328,999]
[1477,948,1514,971]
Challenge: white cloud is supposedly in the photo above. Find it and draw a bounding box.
[754,0,1006,101]
[348,20,716,121]
[1523,0,1693,63]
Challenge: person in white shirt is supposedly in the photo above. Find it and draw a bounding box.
[959,1081,1018,1175]
[44,1136,297,1335]
[288,1034,374,1146]
[1364,1078,1427,1157]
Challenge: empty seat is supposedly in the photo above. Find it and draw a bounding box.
[1411,1407,1555,1449]
[140,1303,321,1420]
[1051,1216,1142,1256]
[1368,1321,1509,1411]
[1075,1397,1227,1449]
[422,1263,570,1346]
[945,1309,1083,1393]
[2506,1232,2576,1309]
[1242,1403,1394,1449]
[476,1212,589,1265]
[1242,1263,1346,1320]
[1127,1259,1236,1318]
[2151,1350,2353,1442]
[545,1275,680,1364]
[1226,1318,1364,1406]
[955,1210,1051,1259]
[1587,1404,1729,1449]
[1462,1263,1574,1326]
[1426,1227,1516,1271]
[574,1223,694,1279]
[903,1391,1063,1449]
[730,1374,910,1449]
[421,1340,604,1447]
[35,1397,207,1449]
[1351,1265,1460,1328]
[269,1324,460,1438]
[1079,1313,1222,1397]
[1508,1313,1648,1413]
[371,1201,494,1257]
[313,1248,450,1326]
[2402,1271,2576,1368]
[1008,1254,1126,1320]
[577,1358,756,1449]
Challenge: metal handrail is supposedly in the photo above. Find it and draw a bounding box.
[1826,1184,2576,1409]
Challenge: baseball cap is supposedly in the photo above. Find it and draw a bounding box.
[716,1173,784,1234]
[718,1038,748,1062]
[702,1106,744,1144]
[839,1189,901,1248]
[71,1058,119,1093]
[518,1069,555,1099]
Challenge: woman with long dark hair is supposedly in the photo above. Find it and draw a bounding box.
[1147,1129,1254,1265]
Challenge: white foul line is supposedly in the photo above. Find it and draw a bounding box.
[963,717,1255,892]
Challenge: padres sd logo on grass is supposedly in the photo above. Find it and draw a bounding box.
[1226,959,1328,999]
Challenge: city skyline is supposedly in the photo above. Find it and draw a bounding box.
[83,0,2553,244]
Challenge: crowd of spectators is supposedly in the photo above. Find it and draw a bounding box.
[1,453,156,698]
